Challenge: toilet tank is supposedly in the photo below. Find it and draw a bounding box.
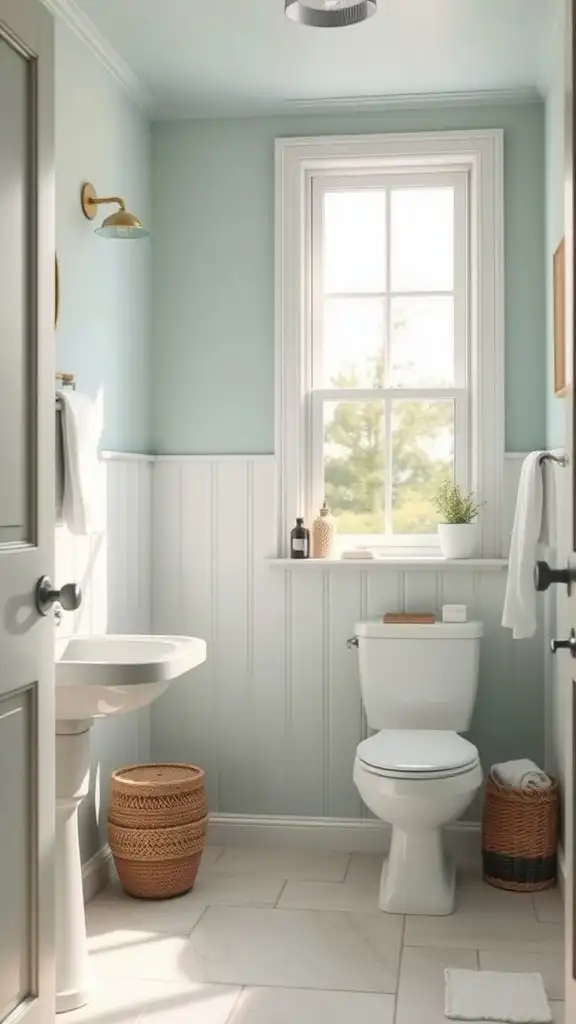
[355,620,483,731]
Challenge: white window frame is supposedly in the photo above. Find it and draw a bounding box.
[275,130,504,558]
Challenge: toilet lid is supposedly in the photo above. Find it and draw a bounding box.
[357,730,479,776]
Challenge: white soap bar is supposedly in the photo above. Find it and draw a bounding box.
[442,604,467,623]
[341,549,375,560]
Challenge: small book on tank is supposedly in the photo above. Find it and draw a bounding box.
[383,613,436,624]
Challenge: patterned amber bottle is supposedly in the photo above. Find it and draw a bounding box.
[312,500,336,559]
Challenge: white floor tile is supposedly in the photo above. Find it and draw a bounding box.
[88,892,207,937]
[534,888,564,923]
[86,917,192,982]
[205,847,350,881]
[139,981,242,1022]
[228,986,395,1024]
[94,872,286,930]
[201,845,226,867]
[395,946,478,1024]
[479,949,565,1000]
[551,1002,565,1023]
[404,909,563,951]
[278,879,379,912]
[58,978,239,1024]
[344,854,384,888]
[455,880,538,919]
[179,905,403,992]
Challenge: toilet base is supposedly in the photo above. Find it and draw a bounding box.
[379,826,455,916]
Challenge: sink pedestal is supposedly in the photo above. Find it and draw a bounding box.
[55,720,92,1014]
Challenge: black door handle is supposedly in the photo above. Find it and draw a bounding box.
[551,629,576,656]
[534,561,576,593]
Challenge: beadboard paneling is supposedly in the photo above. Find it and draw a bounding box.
[150,456,544,823]
[55,456,153,864]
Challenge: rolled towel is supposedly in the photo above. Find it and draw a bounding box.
[491,759,551,790]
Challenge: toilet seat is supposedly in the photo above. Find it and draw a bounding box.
[357,729,479,781]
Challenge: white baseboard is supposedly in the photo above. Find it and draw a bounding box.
[208,814,481,862]
[82,844,113,904]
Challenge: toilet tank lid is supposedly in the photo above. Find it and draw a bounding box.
[355,620,483,639]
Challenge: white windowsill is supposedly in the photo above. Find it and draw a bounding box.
[268,557,508,570]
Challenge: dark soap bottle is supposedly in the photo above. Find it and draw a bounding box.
[290,517,310,559]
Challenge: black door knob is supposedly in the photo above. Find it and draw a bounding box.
[534,561,576,593]
[551,629,576,656]
[36,576,82,617]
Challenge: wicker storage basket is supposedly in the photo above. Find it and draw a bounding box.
[482,776,559,892]
[108,763,207,899]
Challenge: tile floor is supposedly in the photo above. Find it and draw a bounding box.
[69,846,566,1023]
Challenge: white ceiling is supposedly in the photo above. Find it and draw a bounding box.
[73,0,555,118]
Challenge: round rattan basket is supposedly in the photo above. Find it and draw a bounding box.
[482,776,559,892]
[108,763,207,899]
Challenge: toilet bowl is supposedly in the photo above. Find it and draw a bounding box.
[354,730,482,915]
[351,619,484,915]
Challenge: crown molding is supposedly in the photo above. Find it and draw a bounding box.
[41,0,152,113]
[282,87,541,114]
[158,86,542,122]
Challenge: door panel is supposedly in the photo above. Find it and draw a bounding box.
[0,1,54,1022]
[0,34,32,546]
[0,691,33,1020]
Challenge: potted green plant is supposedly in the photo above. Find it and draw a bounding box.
[435,481,482,559]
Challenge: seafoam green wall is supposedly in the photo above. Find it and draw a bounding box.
[55,20,152,452]
[151,102,546,455]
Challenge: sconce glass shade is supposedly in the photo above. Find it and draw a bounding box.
[285,0,376,27]
[95,209,150,239]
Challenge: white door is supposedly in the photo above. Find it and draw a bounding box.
[564,0,576,1015]
[0,0,55,1022]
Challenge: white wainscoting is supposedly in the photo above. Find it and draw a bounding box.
[150,454,544,823]
[56,454,153,866]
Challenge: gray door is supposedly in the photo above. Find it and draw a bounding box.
[0,0,55,1021]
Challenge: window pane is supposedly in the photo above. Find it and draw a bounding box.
[323,297,385,388]
[390,187,454,292]
[324,191,386,294]
[390,296,454,387]
[324,401,385,535]
[392,400,454,534]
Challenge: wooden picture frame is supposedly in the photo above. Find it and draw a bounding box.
[554,238,567,397]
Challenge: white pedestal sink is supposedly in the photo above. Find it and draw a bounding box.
[55,634,207,1014]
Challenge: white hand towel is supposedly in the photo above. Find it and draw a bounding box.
[491,759,551,790]
[502,451,549,639]
[59,391,103,536]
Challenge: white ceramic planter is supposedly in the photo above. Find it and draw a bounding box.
[438,522,479,559]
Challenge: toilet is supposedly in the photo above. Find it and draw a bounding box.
[352,619,484,916]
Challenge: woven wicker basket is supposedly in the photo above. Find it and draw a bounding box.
[108,763,207,899]
[482,776,559,892]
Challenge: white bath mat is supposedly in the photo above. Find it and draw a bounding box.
[444,969,552,1023]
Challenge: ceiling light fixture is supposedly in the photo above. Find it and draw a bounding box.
[285,0,376,28]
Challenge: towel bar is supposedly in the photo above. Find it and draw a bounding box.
[539,453,569,467]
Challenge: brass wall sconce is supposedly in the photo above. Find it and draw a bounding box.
[80,182,150,239]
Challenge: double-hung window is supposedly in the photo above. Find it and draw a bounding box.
[276,132,504,558]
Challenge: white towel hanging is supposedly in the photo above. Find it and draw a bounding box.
[58,390,103,536]
[502,452,553,640]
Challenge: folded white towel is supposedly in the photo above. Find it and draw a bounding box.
[502,451,553,640]
[491,759,551,790]
[59,391,102,536]
[445,968,552,1022]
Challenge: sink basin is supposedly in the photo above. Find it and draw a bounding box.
[55,634,207,720]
